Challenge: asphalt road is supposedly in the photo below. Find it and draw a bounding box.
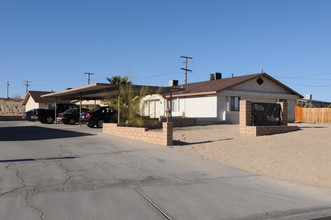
[1,121,331,220]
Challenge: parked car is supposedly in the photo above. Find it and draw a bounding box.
[21,108,39,121]
[79,111,89,124]
[35,103,79,124]
[81,106,117,128]
[56,108,89,125]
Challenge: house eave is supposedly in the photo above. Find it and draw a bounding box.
[165,91,217,98]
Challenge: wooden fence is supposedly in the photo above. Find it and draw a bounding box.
[295,106,331,123]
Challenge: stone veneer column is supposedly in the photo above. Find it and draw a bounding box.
[163,122,173,146]
[240,100,252,126]
[277,102,288,125]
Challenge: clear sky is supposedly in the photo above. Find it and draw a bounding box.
[1,0,331,101]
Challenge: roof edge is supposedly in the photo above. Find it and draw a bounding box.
[217,73,303,98]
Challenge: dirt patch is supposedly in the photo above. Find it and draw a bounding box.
[173,123,331,188]
[0,100,24,116]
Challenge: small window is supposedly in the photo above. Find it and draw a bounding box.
[230,96,240,111]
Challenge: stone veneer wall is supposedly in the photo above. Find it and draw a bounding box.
[103,122,173,146]
[239,100,298,136]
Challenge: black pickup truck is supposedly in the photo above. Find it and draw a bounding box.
[35,103,79,124]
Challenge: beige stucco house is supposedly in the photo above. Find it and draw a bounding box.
[22,90,104,111]
[22,91,56,111]
[141,73,303,123]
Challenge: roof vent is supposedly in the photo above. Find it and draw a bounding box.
[168,80,179,87]
[210,72,222,81]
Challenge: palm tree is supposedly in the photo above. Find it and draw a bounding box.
[106,75,132,85]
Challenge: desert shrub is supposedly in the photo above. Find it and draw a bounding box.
[107,85,162,128]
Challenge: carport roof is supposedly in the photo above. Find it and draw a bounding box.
[41,83,183,100]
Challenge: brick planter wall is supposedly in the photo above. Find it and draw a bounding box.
[239,100,298,136]
[239,125,298,136]
[103,122,173,146]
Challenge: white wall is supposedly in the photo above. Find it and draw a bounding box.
[179,96,217,118]
[229,76,289,94]
[287,100,296,122]
[25,97,50,111]
[25,98,39,111]
[221,87,299,123]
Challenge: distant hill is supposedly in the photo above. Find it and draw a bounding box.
[0,98,22,101]
[0,99,24,116]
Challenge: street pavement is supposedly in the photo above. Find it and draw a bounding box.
[1,121,331,220]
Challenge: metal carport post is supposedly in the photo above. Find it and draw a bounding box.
[80,93,82,127]
[117,92,120,125]
[54,97,57,124]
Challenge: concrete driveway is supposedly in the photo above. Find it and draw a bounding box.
[1,121,331,220]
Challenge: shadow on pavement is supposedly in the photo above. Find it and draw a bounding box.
[299,126,327,129]
[0,156,78,163]
[0,126,94,141]
[173,138,233,146]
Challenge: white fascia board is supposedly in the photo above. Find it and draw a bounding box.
[218,89,300,100]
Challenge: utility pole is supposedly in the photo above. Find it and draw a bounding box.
[6,81,9,99]
[84,72,94,85]
[180,56,193,84]
[23,80,31,93]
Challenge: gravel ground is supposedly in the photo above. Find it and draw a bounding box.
[173,122,331,188]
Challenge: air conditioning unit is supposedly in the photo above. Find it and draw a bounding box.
[168,80,179,87]
[305,94,312,100]
[210,72,222,81]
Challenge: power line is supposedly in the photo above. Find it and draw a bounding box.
[273,72,331,79]
[180,56,193,84]
[134,72,180,80]
[280,80,331,87]
[84,72,94,85]
[23,80,32,93]
[275,77,331,81]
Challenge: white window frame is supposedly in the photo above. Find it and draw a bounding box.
[230,96,240,111]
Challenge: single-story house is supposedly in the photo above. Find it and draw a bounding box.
[22,90,104,111]
[22,91,57,111]
[297,94,331,108]
[140,73,303,123]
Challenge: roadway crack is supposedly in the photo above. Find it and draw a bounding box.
[25,191,44,220]
[58,160,77,191]
[0,163,27,197]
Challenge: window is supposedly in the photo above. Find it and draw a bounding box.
[230,96,240,111]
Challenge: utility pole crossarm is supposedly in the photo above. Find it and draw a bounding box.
[180,56,193,85]
[84,72,94,85]
[23,80,32,93]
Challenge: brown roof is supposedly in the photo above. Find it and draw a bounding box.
[22,91,70,105]
[170,73,303,98]
[41,83,184,100]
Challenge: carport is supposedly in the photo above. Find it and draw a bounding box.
[41,83,183,125]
